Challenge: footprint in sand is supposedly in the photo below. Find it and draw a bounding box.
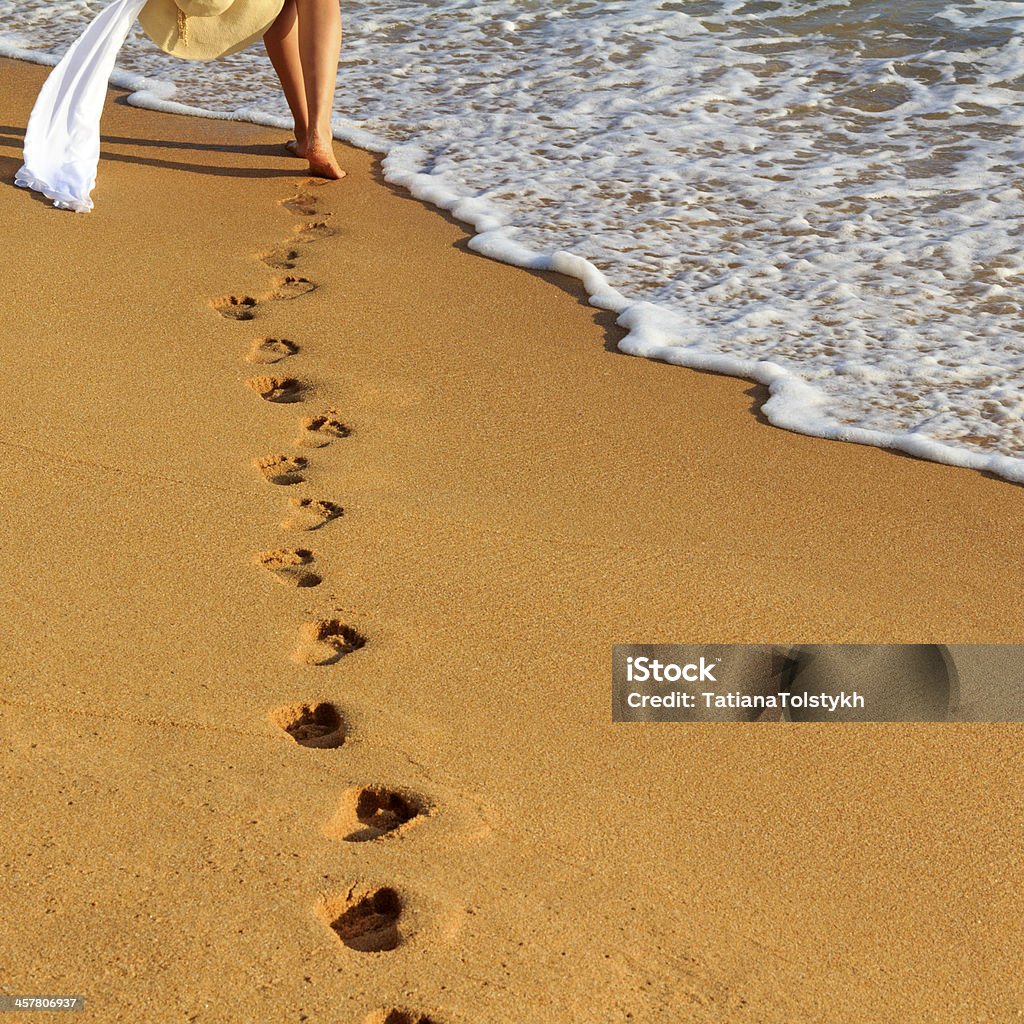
[293,618,366,665]
[281,192,319,216]
[267,274,317,301]
[254,453,307,485]
[254,548,321,587]
[281,497,343,531]
[364,1011,442,1024]
[246,337,298,364]
[247,375,306,404]
[260,245,300,270]
[212,294,258,321]
[321,887,404,952]
[270,701,346,748]
[260,216,333,268]
[295,410,350,447]
[211,277,314,321]
[294,219,334,241]
[324,786,428,843]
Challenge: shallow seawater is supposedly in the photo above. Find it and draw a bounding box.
[3,0,1024,479]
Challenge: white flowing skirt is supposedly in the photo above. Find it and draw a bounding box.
[15,0,149,212]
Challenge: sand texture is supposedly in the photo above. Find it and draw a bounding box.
[0,57,1022,1023]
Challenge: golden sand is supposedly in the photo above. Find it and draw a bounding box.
[0,56,1021,1022]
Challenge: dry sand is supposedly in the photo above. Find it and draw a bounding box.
[0,56,1021,1023]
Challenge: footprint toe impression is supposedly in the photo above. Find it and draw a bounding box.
[293,619,366,665]
[296,410,350,447]
[325,887,403,953]
[248,375,305,403]
[326,786,427,842]
[246,337,299,364]
[212,294,258,320]
[364,1010,442,1024]
[254,454,307,485]
[254,548,321,587]
[271,701,346,748]
[281,497,343,531]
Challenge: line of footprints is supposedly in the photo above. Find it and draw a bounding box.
[211,182,441,1024]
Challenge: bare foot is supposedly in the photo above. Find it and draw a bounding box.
[305,134,346,180]
[285,138,305,157]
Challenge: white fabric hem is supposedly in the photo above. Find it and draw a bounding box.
[15,166,94,212]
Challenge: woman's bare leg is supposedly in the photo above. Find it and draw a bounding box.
[263,1,308,156]
[294,0,344,178]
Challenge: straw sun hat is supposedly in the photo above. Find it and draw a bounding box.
[139,0,286,61]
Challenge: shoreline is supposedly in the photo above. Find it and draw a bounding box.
[1,55,1022,1023]
[4,41,1023,485]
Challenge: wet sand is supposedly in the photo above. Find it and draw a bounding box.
[0,56,1021,1023]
